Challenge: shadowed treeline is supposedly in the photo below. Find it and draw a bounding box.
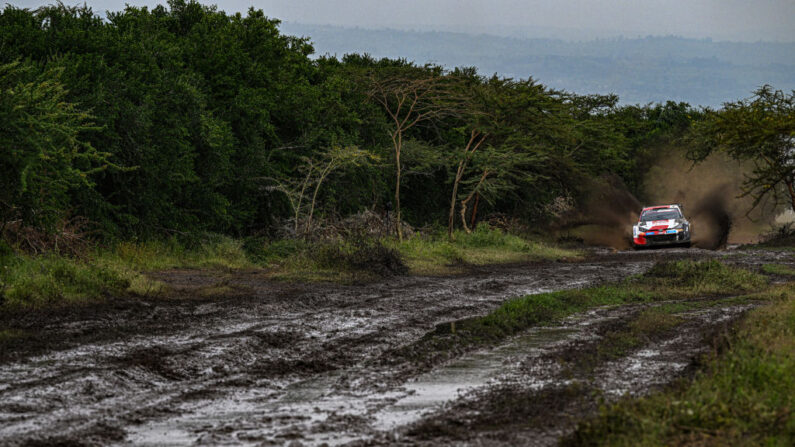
[0,1,788,254]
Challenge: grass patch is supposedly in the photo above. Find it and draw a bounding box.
[0,254,129,308]
[252,237,408,282]
[564,283,795,446]
[98,235,254,271]
[0,329,26,342]
[596,309,685,362]
[652,295,756,314]
[1,228,577,306]
[389,225,581,275]
[398,260,767,360]
[0,235,255,308]
[763,263,795,276]
[255,226,579,281]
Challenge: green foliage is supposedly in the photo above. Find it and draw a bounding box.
[258,236,406,281]
[259,238,309,264]
[762,263,795,276]
[645,259,767,293]
[0,60,111,231]
[97,235,253,271]
[688,85,795,211]
[0,1,724,244]
[565,284,795,446]
[0,240,12,259]
[251,226,575,281]
[0,255,128,308]
[0,235,262,308]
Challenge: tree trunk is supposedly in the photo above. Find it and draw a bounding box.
[395,136,402,241]
[787,179,795,212]
[448,131,486,240]
[448,160,465,240]
[306,165,332,233]
[460,171,489,233]
[460,200,470,234]
[470,192,480,230]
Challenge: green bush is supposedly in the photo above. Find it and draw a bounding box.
[0,240,12,258]
[458,225,509,247]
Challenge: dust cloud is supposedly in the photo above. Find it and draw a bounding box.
[556,149,776,250]
[642,150,774,249]
[556,175,640,250]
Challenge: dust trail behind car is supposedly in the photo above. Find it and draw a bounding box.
[558,150,780,250]
[642,150,777,248]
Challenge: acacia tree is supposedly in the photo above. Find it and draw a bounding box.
[688,86,795,212]
[448,77,561,235]
[367,69,461,239]
[304,146,378,232]
[267,146,378,235]
[457,143,543,233]
[448,129,488,238]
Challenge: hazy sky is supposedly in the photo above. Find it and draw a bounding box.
[6,0,795,41]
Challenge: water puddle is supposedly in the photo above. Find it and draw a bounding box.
[371,327,577,431]
[125,320,598,445]
[123,302,744,446]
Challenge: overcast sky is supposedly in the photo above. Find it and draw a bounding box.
[6,0,795,42]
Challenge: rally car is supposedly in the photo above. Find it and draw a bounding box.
[632,204,691,248]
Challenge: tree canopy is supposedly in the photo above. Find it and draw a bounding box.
[0,1,714,244]
[689,86,795,212]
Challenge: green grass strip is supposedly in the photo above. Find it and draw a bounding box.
[398,260,768,360]
[564,283,795,447]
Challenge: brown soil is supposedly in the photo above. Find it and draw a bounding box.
[0,247,789,446]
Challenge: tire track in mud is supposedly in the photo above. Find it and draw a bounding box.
[397,302,755,447]
[0,248,787,446]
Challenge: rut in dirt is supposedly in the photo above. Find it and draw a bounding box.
[0,248,783,446]
[121,297,750,446]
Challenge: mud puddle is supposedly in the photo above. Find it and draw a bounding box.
[371,327,578,432]
[402,303,756,446]
[123,304,648,445]
[0,248,787,446]
[122,327,581,445]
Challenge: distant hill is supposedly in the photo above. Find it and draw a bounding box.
[281,23,795,107]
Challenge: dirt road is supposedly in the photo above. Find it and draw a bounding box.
[0,248,791,446]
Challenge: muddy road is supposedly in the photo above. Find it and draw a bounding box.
[0,248,791,446]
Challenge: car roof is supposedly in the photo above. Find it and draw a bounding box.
[641,205,680,212]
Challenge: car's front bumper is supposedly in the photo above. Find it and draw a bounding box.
[633,229,690,246]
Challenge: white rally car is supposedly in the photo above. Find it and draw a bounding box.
[632,204,691,248]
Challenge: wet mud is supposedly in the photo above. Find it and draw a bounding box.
[0,248,791,446]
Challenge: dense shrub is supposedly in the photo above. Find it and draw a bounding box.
[344,237,408,277]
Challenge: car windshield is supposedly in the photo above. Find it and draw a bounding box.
[640,209,681,221]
